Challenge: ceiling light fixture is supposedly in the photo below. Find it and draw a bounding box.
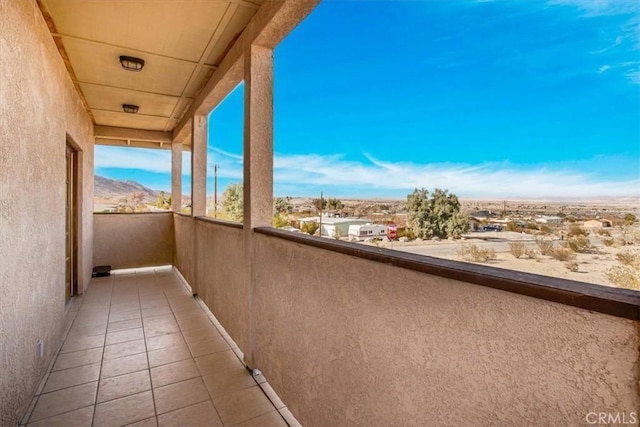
[119,55,145,71]
[122,104,139,114]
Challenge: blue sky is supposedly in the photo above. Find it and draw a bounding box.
[96,0,640,199]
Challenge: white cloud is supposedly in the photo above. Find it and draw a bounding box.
[95,146,640,199]
[598,64,612,73]
[95,145,171,173]
[271,153,640,199]
[625,68,640,84]
[548,0,639,17]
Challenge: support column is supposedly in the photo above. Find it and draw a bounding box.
[171,141,182,212]
[191,115,208,217]
[243,44,274,368]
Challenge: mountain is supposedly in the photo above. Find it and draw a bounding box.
[94,175,158,201]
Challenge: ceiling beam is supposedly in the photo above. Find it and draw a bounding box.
[94,125,174,149]
[172,0,320,143]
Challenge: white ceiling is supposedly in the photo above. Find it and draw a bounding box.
[39,0,263,133]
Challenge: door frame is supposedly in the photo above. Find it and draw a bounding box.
[65,138,79,300]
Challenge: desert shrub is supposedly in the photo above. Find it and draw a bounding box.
[458,244,497,263]
[550,246,576,262]
[565,261,579,272]
[605,266,640,290]
[525,248,538,259]
[624,213,637,225]
[539,225,552,235]
[273,214,290,228]
[616,251,639,268]
[506,221,523,232]
[509,242,526,258]
[398,227,416,240]
[526,222,539,230]
[567,225,588,237]
[567,235,593,253]
[602,238,615,247]
[596,228,611,237]
[536,239,555,256]
[301,221,319,236]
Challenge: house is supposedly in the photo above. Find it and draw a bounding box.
[535,215,563,224]
[584,219,613,228]
[1,2,638,426]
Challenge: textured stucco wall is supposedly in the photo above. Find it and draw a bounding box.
[195,219,248,352]
[173,214,194,286]
[93,213,174,269]
[253,234,640,426]
[0,1,94,424]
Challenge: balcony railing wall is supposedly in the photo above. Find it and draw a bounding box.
[251,230,639,425]
[93,212,174,269]
[173,213,195,285]
[193,217,249,353]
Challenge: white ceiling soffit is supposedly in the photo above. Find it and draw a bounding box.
[39,0,263,134]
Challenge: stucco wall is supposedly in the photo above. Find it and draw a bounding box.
[0,1,94,424]
[253,234,639,426]
[194,219,248,352]
[93,213,174,269]
[173,213,195,286]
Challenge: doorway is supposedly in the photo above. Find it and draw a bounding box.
[65,141,78,301]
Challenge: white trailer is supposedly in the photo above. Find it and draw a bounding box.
[348,224,387,241]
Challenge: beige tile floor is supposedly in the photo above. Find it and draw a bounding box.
[22,267,298,427]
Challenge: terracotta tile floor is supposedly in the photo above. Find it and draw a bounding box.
[23,267,298,427]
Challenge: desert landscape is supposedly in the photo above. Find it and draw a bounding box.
[282,196,640,290]
[94,176,639,290]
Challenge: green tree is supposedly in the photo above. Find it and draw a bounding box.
[406,188,469,239]
[156,191,171,210]
[311,198,327,212]
[221,183,243,222]
[327,198,344,210]
[273,197,293,215]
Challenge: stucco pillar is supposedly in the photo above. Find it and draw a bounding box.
[243,44,274,367]
[191,115,208,217]
[171,141,182,212]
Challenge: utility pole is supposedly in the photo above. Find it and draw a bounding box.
[213,164,218,218]
[318,191,323,237]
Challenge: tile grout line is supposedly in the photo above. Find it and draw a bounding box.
[92,274,114,427]
[142,269,159,425]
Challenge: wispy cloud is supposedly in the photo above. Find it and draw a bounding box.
[273,153,639,198]
[625,69,640,84]
[94,146,172,173]
[96,146,639,198]
[548,0,639,17]
[598,64,612,73]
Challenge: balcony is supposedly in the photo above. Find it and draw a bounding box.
[89,212,640,426]
[2,1,639,426]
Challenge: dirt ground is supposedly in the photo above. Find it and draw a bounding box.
[365,228,640,289]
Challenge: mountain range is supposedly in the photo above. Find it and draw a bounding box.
[94,175,158,201]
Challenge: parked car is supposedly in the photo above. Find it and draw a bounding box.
[483,225,503,232]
